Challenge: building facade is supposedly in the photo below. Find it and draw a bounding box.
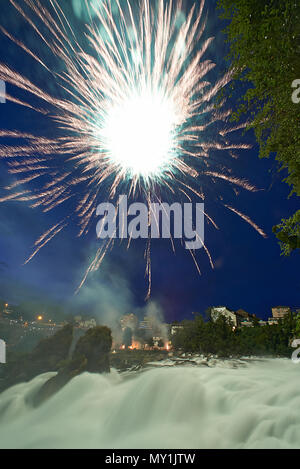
[79,318,97,329]
[210,307,238,327]
[120,313,139,331]
[272,306,291,319]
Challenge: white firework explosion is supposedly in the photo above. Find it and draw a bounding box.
[0,0,266,298]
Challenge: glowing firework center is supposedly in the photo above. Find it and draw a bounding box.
[101,88,179,179]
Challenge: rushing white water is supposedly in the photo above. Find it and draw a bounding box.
[0,358,299,449]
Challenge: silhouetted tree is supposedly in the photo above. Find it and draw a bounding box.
[217,0,300,255]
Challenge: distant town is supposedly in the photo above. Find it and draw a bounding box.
[1,299,299,354]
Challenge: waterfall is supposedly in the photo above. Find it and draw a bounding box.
[0,358,299,449]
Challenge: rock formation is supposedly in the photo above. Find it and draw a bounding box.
[33,326,112,406]
[0,324,74,393]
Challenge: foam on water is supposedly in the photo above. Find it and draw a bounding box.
[0,358,299,449]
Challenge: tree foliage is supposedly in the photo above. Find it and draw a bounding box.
[272,209,300,255]
[172,313,297,358]
[217,0,300,254]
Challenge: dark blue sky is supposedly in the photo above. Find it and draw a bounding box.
[0,0,299,324]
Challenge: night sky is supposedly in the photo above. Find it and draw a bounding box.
[0,0,299,324]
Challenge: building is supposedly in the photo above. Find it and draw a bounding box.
[79,318,97,329]
[235,309,251,327]
[272,306,291,319]
[268,318,279,325]
[120,313,138,331]
[259,320,267,326]
[210,307,237,327]
[139,317,153,331]
[240,320,254,328]
[267,306,291,325]
[171,324,184,335]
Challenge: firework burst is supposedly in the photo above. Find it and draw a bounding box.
[0,0,266,298]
